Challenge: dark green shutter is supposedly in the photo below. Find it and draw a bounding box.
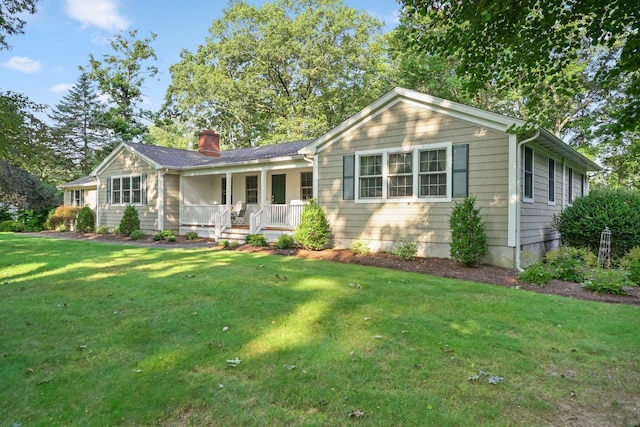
[142,174,147,204]
[106,178,111,204]
[452,144,469,198]
[343,155,355,200]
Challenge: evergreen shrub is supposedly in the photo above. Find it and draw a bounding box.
[275,234,295,249]
[294,199,330,251]
[449,196,488,267]
[119,205,140,236]
[75,207,95,233]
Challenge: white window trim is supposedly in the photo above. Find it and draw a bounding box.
[548,157,556,206]
[355,142,452,203]
[110,174,144,206]
[522,146,534,204]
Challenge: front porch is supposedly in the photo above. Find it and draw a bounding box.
[179,203,305,241]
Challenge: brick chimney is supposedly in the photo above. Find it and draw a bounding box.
[198,130,220,157]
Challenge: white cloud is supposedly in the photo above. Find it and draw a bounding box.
[2,56,42,73]
[49,83,74,93]
[65,0,130,32]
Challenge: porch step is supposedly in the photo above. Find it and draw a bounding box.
[219,226,250,242]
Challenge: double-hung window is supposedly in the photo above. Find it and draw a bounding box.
[108,175,146,205]
[523,146,534,202]
[300,171,313,200]
[419,148,447,197]
[72,190,84,207]
[359,154,383,199]
[388,153,413,198]
[350,142,459,202]
[246,176,258,203]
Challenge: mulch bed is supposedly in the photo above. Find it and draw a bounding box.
[25,231,640,306]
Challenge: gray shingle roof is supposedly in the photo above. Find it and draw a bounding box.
[126,139,314,169]
[58,175,97,188]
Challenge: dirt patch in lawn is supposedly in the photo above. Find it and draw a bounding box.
[27,231,640,306]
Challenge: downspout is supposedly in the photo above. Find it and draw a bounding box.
[515,130,540,271]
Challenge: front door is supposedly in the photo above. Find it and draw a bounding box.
[272,174,286,204]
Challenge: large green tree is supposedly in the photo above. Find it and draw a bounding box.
[163,0,391,148]
[84,30,158,144]
[49,72,111,175]
[0,0,40,50]
[399,0,638,133]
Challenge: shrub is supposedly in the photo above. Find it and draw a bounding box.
[153,230,176,242]
[395,240,418,260]
[552,188,640,258]
[119,205,140,236]
[294,199,330,251]
[45,206,80,231]
[449,196,488,267]
[96,225,109,234]
[544,246,596,282]
[130,230,146,240]
[75,207,95,233]
[275,234,295,249]
[111,227,121,235]
[185,231,200,240]
[219,240,229,248]
[0,220,24,232]
[0,207,12,222]
[619,247,640,285]
[246,234,268,247]
[349,235,370,255]
[517,263,553,286]
[582,269,630,295]
[17,209,48,232]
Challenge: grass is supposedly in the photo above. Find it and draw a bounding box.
[1,233,639,426]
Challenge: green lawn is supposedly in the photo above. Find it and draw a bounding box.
[1,233,639,426]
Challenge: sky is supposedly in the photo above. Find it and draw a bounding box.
[0,0,400,116]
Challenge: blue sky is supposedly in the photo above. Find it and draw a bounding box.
[0,0,400,115]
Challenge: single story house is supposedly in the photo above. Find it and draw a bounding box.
[64,87,600,269]
[58,175,97,209]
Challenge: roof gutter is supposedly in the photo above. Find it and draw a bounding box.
[515,130,540,272]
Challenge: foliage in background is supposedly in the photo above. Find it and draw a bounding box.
[0,220,24,232]
[294,198,330,251]
[0,0,41,51]
[163,0,391,148]
[449,196,488,267]
[118,205,141,236]
[619,247,640,285]
[16,208,49,232]
[552,188,640,258]
[0,161,61,212]
[75,206,95,233]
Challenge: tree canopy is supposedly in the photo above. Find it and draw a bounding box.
[0,0,40,50]
[162,0,391,148]
[399,0,639,133]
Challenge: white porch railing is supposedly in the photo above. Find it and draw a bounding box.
[180,205,226,226]
[182,204,304,231]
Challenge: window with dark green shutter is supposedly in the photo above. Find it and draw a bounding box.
[343,155,355,200]
[452,144,469,198]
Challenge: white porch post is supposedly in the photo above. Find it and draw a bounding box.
[157,170,164,231]
[260,169,267,207]
[226,172,232,207]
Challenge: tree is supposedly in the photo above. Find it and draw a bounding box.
[0,0,41,50]
[0,161,61,210]
[163,0,391,148]
[449,196,488,267]
[399,0,639,133]
[49,72,111,174]
[84,30,158,144]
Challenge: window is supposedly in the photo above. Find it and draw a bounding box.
[109,175,146,205]
[246,176,258,203]
[346,142,457,202]
[523,146,534,202]
[419,149,447,197]
[300,171,313,200]
[359,154,383,199]
[548,158,556,205]
[567,167,573,203]
[388,152,413,197]
[72,190,84,207]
